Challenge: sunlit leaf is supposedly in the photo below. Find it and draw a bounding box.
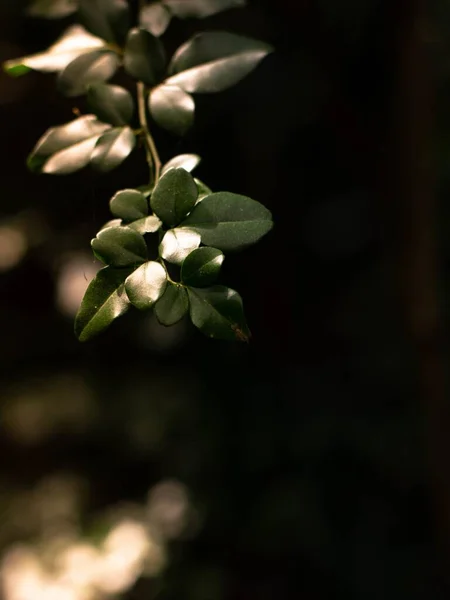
[159,228,200,264]
[129,215,162,234]
[75,266,131,341]
[163,0,245,18]
[182,191,272,251]
[90,127,136,172]
[149,84,195,135]
[4,25,106,76]
[195,178,212,201]
[140,2,172,37]
[27,0,78,19]
[181,247,224,286]
[155,282,188,325]
[58,50,119,96]
[110,189,148,221]
[100,218,122,230]
[91,226,147,267]
[28,115,111,174]
[125,261,167,310]
[78,0,130,44]
[165,31,272,93]
[161,153,201,175]
[87,83,134,126]
[151,168,198,227]
[188,285,250,341]
[124,28,166,86]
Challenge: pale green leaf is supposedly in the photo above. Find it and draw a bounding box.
[149,84,195,135]
[161,154,201,175]
[159,228,200,264]
[90,127,136,172]
[91,226,147,267]
[125,261,167,310]
[140,2,172,37]
[87,83,134,126]
[110,189,148,222]
[58,50,119,97]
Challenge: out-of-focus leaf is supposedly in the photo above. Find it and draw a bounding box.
[161,153,201,175]
[195,178,211,201]
[129,215,162,234]
[159,228,200,264]
[149,84,195,135]
[163,0,245,18]
[124,28,166,86]
[91,226,147,267]
[188,285,250,341]
[90,127,136,172]
[151,168,198,227]
[181,246,223,286]
[87,83,134,126]
[182,191,272,251]
[28,115,111,174]
[101,218,122,230]
[125,261,167,310]
[165,31,272,93]
[110,189,148,222]
[27,0,78,19]
[140,2,172,37]
[4,25,105,76]
[155,282,188,325]
[75,266,131,341]
[58,50,119,96]
[78,0,130,44]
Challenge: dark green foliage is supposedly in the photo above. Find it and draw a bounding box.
[151,168,198,227]
[87,83,134,126]
[181,247,224,286]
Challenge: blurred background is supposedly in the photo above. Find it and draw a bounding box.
[0,0,449,598]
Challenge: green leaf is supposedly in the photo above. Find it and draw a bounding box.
[161,153,201,175]
[87,83,134,126]
[140,2,172,37]
[27,0,78,19]
[75,266,131,341]
[181,247,224,286]
[149,84,195,135]
[28,115,111,174]
[155,282,188,325]
[125,261,167,310]
[188,285,250,341]
[163,0,245,18]
[91,226,147,267]
[151,168,198,227]
[110,189,148,222]
[124,28,166,87]
[101,218,122,230]
[4,25,105,75]
[182,191,272,251]
[90,127,136,172]
[159,228,200,264]
[129,215,162,234]
[195,178,212,201]
[165,31,272,93]
[58,50,119,97]
[78,0,130,45]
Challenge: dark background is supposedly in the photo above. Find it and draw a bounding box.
[0,0,449,598]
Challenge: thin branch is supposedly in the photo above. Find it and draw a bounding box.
[137,81,161,185]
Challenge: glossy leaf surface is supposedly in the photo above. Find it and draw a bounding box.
[75,267,131,341]
[161,154,201,175]
[149,85,194,135]
[181,247,224,286]
[163,0,245,18]
[129,215,162,234]
[124,28,166,86]
[182,191,272,251]
[125,261,167,310]
[188,285,250,341]
[110,189,148,222]
[140,2,171,37]
[87,83,134,126]
[195,178,212,201]
[166,31,272,93]
[151,168,198,227]
[90,127,136,172]
[58,50,119,96]
[92,226,147,267]
[159,228,200,264]
[27,0,78,19]
[155,283,188,326]
[78,0,130,44]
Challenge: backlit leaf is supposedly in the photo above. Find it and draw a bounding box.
[87,83,134,126]
[129,215,162,234]
[151,168,198,227]
[27,0,78,19]
[124,28,166,86]
[125,261,167,310]
[91,226,147,267]
[78,0,130,45]
[163,0,245,18]
[149,84,195,135]
[161,153,201,175]
[110,189,148,222]
[195,178,212,201]
[159,228,200,264]
[181,247,224,286]
[90,127,136,172]
[155,282,188,325]
[58,50,119,96]
[140,2,171,37]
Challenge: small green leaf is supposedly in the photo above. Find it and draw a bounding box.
[78,0,130,45]
[165,31,273,93]
[125,261,167,310]
[58,50,119,97]
[91,226,147,267]
[195,178,212,201]
[149,84,195,135]
[188,285,250,341]
[75,266,131,341]
[155,282,188,325]
[87,83,134,126]
[163,0,245,18]
[159,228,201,264]
[110,189,148,222]
[90,127,136,172]
[101,218,122,230]
[27,0,78,19]
[151,168,198,227]
[181,247,224,286]
[182,191,272,251]
[124,28,166,87]
[161,154,201,175]
[140,2,172,37]
[4,25,105,75]
[129,215,162,234]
